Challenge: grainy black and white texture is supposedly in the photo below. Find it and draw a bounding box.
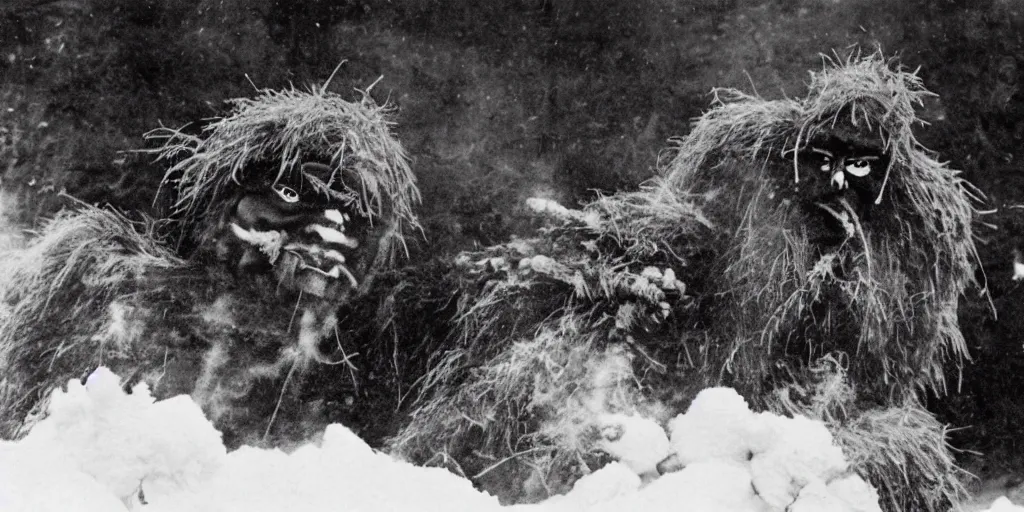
[2,1,1024,510]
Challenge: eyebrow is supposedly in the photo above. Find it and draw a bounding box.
[852,155,881,161]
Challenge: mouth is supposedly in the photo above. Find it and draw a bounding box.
[227,211,364,300]
[808,198,862,248]
[275,242,360,299]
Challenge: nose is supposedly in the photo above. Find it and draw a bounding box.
[830,162,848,190]
[831,170,845,189]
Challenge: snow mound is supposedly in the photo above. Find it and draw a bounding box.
[749,413,850,509]
[663,387,879,512]
[0,370,887,512]
[596,413,670,478]
[145,423,501,512]
[1,367,224,510]
[984,497,1024,512]
[668,387,758,465]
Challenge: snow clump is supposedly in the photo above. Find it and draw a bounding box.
[984,497,1024,512]
[659,387,880,512]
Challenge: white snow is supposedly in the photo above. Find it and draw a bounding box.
[826,474,883,512]
[143,425,501,512]
[982,497,1024,512]
[749,413,851,509]
[624,460,770,512]
[668,386,759,466]
[595,413,670,478]
[0,443,130,512]
[13,368,224,504]
[0,370,891,512]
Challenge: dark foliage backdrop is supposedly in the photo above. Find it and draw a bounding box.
[3,0,1024,483]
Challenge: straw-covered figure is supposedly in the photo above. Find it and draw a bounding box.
[0,82,420,445]
[388,53,980,511]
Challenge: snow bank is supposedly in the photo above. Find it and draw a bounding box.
[664,388,878,512]
[144,424,501,512]
[0,371,887,512]
[595,413,669,478]
[0,367,223,511]
[983,497,1024,512]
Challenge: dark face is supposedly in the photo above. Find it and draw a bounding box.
[789,120,890,245]
[800,125,887,206]
[213,161,382,302]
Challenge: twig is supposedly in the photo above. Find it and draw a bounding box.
[263,358,298,442]
[471,446,554,480]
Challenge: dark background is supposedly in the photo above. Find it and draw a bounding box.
[3,0,1024,481]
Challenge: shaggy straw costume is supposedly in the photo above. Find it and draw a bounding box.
[0,55,977,511]
[0,83,421,446]
[151,85,419,262]
[389,54,978,511]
